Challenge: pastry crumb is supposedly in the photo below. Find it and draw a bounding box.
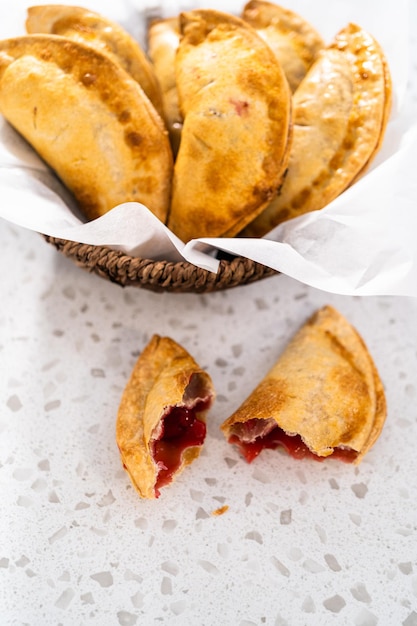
[212,505,229,516]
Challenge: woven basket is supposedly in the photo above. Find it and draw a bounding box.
[44,235,278,293]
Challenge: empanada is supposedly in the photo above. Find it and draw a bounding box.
[167,9,292,242]
[116,335,215,499]
[147,17,182,155]
[221,306,386,464]
[0,35,173,222]
[241,0,324,92]
[26,4,164,116]
[242,23,392,237]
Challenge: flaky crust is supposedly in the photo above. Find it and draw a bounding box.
[147,17,182,155]
[221,305,386,463]
[243,23,392,237]
[167,9,292,242]
[116,335,215,499]
[242,0,324,92]
[0,35,173,222]
[26,4,164,115]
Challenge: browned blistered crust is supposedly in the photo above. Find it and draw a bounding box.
[26,4,164,116]
[221,305,387,463]
[167,9,292,242]
[241,0,324,92]
[147,16,182,155]
[116,335,215,499]
[0,35,173,222]
[243,22,392,237]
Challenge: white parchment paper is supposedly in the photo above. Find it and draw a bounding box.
[0,0,416,296]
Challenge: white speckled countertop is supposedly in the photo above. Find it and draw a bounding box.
[1,2,417,625]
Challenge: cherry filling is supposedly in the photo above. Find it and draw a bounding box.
[229,418,357,464]
[152,404,207,496]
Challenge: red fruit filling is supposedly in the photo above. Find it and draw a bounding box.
[152,403,207,497]
[229,418,357,464]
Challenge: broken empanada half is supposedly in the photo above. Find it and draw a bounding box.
[26,4,164,116]
[147,17,182,156]
[116,335,215,499]
[167,9,292,243]
[242,22,392,237]
[221,305,386,465]
[0,35,173,222]
[241,0,324,92]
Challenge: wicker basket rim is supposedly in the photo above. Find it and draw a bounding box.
[44,235,278,293]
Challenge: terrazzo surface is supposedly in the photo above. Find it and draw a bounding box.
[1,1,417,625]
[1,224,417,625]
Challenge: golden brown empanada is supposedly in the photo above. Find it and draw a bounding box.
[221,306,386,464]
[242,23,392,237]
[241,0,324,92]
[0,35,173,222]
[26,4,164,116]
[116,335,215,499]
[167,9,292,242]
[147,17,182,155]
